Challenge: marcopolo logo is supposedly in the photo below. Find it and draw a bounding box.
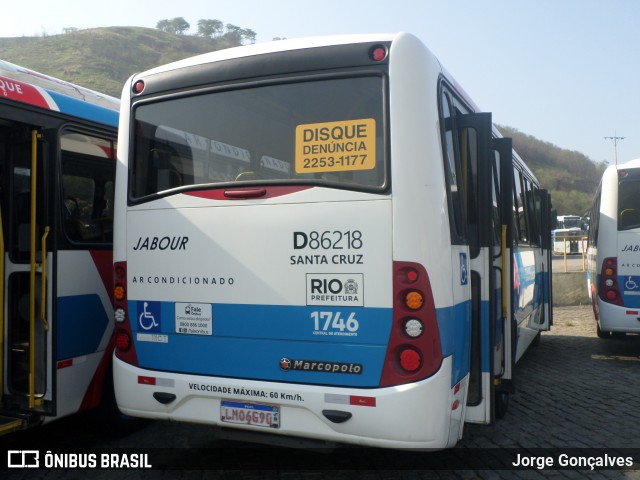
[279,357,363,374]
[306,273,363,306]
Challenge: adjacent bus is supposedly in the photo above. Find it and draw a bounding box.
[113,33,552,449]
[587,159,640,338]
[0,60,119,433]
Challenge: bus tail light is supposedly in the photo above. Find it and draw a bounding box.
[116,329,132,351]
[113,261,139,365]
[379,262,443,387]
[599,257,623,306]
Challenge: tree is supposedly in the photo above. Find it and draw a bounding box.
[156,17,190,35]
[242,29,256,44]
[223,24,244,44]
[197,19,224,38]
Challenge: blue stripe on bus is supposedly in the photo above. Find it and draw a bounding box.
[130,302,393,387]
[57,294,109,360]
[435,301,471,388]
[46,91,118,127]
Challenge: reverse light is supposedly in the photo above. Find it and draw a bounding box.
[114,307,126,323]
[404,318,423,338]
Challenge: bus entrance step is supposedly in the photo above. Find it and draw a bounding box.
[0,415,26,435]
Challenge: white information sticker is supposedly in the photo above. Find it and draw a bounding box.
[175,303,213,335]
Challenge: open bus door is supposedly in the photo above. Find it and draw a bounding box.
[456,112,515,425]
[0,126,54,433]
[538,189,553,331]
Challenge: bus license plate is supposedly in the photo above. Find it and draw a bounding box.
[220,401,280,428]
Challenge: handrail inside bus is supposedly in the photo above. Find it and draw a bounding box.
[40,227,50,331]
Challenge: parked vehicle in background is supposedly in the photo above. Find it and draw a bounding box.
[587,159,640,338]
[0,59,119,434]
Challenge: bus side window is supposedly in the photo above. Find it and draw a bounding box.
[618,179,640,230]
[491,150,502,246]
[512,167,528,243]
[440,89,466,243]
[60,131,116,243]
[457,118,480,255]
[526,183,540,246]
[588,185,601,246]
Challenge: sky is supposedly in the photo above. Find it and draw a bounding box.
[1,0,638,165]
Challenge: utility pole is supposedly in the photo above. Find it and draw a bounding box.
[604,132,625,165]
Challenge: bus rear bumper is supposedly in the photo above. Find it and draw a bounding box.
[597,300,640,333]
[113,354,466,450]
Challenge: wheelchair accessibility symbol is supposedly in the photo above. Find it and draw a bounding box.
[138,301,161,332]
[460,252,468,286]
[626,276,640,291]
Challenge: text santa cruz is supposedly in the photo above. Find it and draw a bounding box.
[290,254,364,265]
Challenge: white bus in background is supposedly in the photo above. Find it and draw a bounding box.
[552,215,587,255]
[587,159,640,338]
[112,33,552,450]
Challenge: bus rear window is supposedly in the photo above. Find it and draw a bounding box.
[131,76,386,200]
[618,178,640,230]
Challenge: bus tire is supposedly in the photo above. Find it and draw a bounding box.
[596,324,610,339]
[495,392,509,419]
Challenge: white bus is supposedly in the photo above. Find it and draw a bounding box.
[552,215,587,254]
[0,60,119,434]
[587,159,640,338]
[112,33,552,449]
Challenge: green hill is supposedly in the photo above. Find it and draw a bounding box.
[0,27,605,215]
[498,126,606,216]
[0,26,239,97]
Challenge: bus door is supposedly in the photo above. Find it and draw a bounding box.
[493,138,516,418]
[538,189,553,329]
[456,112,513,425]
[524,187,552,334]
[1,124,53,432]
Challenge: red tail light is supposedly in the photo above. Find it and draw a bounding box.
[379,261,443,386]
[116,329,132,351]
[113,261,139,365]
[599,257,623,306]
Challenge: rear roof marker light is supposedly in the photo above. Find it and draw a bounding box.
[133,80,145,94]
[370,45,388,62]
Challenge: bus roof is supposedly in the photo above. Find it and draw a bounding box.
[136,33,400,79]
[616,158,640,169]
[0,59,119,127]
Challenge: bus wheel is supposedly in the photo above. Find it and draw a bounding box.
[495,392,509,419]
[596,324,610,339]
